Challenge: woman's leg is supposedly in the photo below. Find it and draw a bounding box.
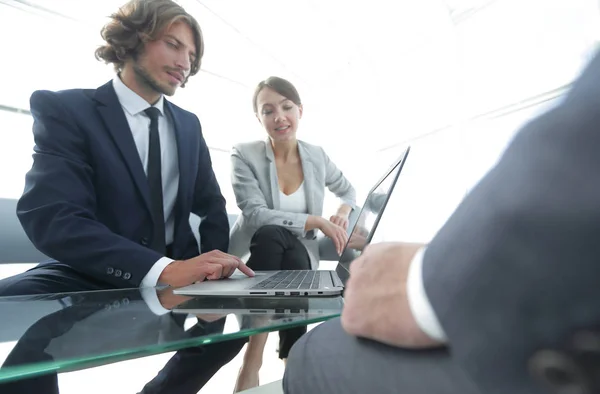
[234,225,311,392]
[232,332,269,392]
[245,225,311,271]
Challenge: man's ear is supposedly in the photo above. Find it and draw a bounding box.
[298,104,303,119]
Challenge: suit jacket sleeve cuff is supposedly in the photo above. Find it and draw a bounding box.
[406,246,448,342]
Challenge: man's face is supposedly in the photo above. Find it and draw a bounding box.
[132,21,197,96]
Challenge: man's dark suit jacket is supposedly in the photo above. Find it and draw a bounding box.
[16,80,229,288]
[422,51,600,393]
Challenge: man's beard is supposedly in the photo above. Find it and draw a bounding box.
[132,61,176,97]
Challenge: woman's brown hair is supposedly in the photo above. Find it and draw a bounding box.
[95,0,203,87]
[253,76,302,114]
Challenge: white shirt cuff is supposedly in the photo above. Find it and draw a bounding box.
[139,257,174,316]
[141,257,174,288]
[406,246,448,342]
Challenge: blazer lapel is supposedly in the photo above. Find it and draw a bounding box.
[298,142,317,215]
[94,81,152,214]
[165,101,192,231]
[264,140,281,210]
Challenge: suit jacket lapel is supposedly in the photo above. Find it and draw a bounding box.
[298,142,317,215]
[94,81,152,214]
[264,140,281,210]
[165,101,192,231]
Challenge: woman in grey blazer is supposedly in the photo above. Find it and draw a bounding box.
[230,76,356,392]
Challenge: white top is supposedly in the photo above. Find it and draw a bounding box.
[279,182,308,214]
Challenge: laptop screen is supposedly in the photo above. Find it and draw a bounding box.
[335,147,410,285]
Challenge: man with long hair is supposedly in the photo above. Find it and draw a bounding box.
[0,0,252,392]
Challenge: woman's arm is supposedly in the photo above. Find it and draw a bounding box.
[321,147,356,229]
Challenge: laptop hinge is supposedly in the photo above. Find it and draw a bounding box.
[330,271,344,288]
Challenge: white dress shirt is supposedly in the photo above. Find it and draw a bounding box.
[111,76,178,293]
[406,246,447,342]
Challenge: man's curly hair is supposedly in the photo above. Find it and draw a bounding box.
[95,0,203,87]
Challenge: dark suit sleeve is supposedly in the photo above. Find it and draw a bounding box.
[17,91,163,287]
[190,116,229,253]
[420,53,600,392]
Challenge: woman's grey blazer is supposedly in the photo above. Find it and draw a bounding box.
[228,139,356,269]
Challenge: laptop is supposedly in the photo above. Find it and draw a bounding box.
[173,146,410,297]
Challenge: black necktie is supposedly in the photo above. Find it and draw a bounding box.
[144,107,166,254]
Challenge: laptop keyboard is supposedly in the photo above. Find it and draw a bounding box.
[250,270,321,290]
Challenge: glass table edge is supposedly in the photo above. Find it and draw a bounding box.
[0,312,341,383]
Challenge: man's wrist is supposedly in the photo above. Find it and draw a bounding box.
[158,260,181,285]
[141,257,176,288]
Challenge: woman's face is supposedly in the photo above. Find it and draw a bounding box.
[255,87,303,143]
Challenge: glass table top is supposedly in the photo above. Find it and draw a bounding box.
[0,287,343,383]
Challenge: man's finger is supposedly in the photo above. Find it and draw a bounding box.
[205,263,223,280]
[237,262,255,277]
[221,264,235,278]
[225,261,240,277]
[209,250,244,264]
[207,256,238,267]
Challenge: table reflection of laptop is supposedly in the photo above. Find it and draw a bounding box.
[173,147,410,297]
[172,296,345,316]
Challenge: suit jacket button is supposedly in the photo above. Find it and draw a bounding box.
[123,272,131,280]
[106,267,114,275]
[115,269,122,277]
[283,220,288,225]
[529,349,585,393]
[141,237,149,246]
[288,221,293,226]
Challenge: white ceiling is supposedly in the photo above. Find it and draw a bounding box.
[0,0,467,154]
[3,0,597,160]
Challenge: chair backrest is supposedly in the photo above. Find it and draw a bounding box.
[188,212,239,249]
[0,198,49,263]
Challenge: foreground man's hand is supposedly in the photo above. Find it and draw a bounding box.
[341,242,443,348]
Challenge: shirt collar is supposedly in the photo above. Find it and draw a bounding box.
[112,74,165,117]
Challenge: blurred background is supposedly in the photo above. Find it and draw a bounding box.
[2,0,599,243]
[1,0,599,391]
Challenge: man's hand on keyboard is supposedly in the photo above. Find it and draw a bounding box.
[160,250,255,287]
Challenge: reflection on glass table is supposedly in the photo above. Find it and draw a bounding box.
[0,287,343,384]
